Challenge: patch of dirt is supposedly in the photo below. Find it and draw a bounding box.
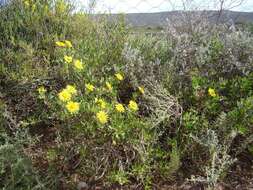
[223,151,253,190]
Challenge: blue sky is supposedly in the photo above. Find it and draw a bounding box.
[75,0,253,13]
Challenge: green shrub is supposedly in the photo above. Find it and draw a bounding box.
[0,130,45,190]
[1,0,253,189]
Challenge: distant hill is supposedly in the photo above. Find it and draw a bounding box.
[94,10,253,28]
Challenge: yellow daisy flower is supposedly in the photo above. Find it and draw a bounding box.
[65,40,73,48]
[115,73,124,81]
[24,0,30,7]
[208,88,217,97]
[85,83,95,92]
[55,41,66,47]
[58,89,72,102]
[37,86,46,99]
[37,86,46,94]
[64,55,73,63]
[105,82,113,91]
[128,100,138,111]
[96,111,108,124]
[115,103,125,113]
[66,101,80,114]
[138,86,145,94]
[66,85,77,95]
[74,60,84,70]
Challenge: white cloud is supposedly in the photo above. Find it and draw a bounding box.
[75,0,253,13]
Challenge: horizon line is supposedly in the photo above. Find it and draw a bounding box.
[89,9,253,15]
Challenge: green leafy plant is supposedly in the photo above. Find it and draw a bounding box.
[0,130,45,190]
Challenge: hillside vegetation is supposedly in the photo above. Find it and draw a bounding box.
[105,10,253,28]
[0,0,252,189]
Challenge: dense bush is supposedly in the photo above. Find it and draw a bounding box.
[0,1,252,189]
[0,129,45,190]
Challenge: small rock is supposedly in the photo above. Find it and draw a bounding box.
[77,181,88,190]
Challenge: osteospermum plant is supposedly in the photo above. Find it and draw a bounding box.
[52,35,146,148]
[53,70,143,129]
